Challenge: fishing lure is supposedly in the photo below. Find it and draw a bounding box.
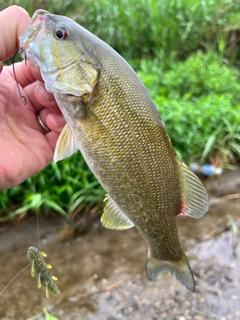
[27,246,60,297]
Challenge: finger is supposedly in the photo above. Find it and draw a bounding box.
[24,81,44,112]
[12,58,43,87]
[0,6,30,61]
[37,108,51,134]
[45,131,61,152]
[30,64,43,82]
[4,62,46,110]
[46,114,66,133]
[6,60,39,89]
[37,107,65,134]
[34,82,60,112]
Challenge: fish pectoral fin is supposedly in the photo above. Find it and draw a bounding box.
[54,124,78,163]
[101,194,134,230]
[146,249,195,292]
[177,159,209,218]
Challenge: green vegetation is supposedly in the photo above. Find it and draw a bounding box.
[0,155,105,221]
[138,51,240,162]
[1,0,240,62]
[0,0,239,219]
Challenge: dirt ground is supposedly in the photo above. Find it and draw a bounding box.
[0,169,240,320]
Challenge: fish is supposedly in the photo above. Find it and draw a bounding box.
[27,246,60,297]
[20,10,209,292]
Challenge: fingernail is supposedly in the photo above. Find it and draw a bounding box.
[38,83,55,101]
[48,114,66,129]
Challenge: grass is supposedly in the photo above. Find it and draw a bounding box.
[0,0,239,219]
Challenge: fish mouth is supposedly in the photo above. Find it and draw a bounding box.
[19,10,85,95]
[19,10,66,72]
[19,10,50,66]
[19,10,49,46]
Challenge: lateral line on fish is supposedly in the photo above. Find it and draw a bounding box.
[107,80,154,220]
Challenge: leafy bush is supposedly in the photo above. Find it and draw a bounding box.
[1,0,240,62]
[72,0,240,63]
[0,154,105,221]
[138,51,240,162]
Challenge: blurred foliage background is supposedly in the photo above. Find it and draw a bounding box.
[0,0,240,221]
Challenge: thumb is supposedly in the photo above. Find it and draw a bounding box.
[0,6,29,64]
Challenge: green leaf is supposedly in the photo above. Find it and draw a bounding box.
[201,135,217,163]
[42,307,60,320]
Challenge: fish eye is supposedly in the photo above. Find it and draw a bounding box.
[54,27,69,40]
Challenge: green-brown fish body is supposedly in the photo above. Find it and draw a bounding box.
[20,10,209,292]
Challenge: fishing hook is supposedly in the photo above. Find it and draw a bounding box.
[12,48,27,105]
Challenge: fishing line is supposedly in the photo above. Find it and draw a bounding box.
[0,264,30,296]
[32,174,42,251]
[13,48,27,105]
[0,177,43,297]
[36,212,41,251]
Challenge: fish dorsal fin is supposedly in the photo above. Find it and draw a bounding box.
[54,124,78,163]
[177,159,209,218]
[101,195,134,230]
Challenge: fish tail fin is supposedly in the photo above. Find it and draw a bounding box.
[146,250,195,292]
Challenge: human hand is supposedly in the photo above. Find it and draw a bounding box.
[0,6,66,190]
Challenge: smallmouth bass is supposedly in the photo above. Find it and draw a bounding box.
[19,10,209,292]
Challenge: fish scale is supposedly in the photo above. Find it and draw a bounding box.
[20,10,209,292]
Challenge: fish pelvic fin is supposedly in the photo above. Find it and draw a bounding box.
[101,194,134,230]
[146,250,195,292]
[177,159,209,218]
[54,124,78,163]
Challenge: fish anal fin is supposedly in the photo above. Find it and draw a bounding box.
[54,124,78,163]
[101,195,134,230]
[177,159,209,218]
[146,249,195,292]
